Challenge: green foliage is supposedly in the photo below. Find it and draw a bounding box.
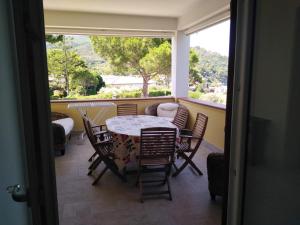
[188,91,202,99]
[90,36,171,97]
[69,69,98,96]
[189,49,202,85]
[64,86,171,100]
[201,93,226,104]
[140,42,171,76]
[149,87,171,97]
[47,35,105,98]
[192,46,228,85]
[45,34,63,44]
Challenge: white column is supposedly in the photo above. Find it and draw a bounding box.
[171,31,190,97]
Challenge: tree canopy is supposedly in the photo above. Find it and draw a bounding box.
[47,36,105,98]
[90,37,171,97]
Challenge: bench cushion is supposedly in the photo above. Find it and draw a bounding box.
[52,118,74,136]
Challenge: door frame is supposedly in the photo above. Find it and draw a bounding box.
[222,0,237,223]
[10,0,59,224]
[226,0,257,224]
[8,0,250,224]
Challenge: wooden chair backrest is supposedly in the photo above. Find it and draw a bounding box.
[117,104,138,116]
[192,113,208,149]
[140,127,177,163]
[173,106,189,129]
[82,116,97,144]
[83,116,112,157]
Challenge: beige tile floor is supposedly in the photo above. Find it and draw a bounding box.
[55,135,223,225]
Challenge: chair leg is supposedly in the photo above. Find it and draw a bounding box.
[88,156,101,170]
[172,155,189,177]
[173,152,202,177]
[187,157,203,175]
[111,168,127,182]
[139,175,144,203]
[88,152,97,162]
[87,158,102,176]
[166,176,172,201]
[92,166,108,185]
[162,165,171,185]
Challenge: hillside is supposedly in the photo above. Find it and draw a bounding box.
[68,35,105,69]
[192,46,228,85]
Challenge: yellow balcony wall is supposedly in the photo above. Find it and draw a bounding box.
[51,97,175,132]
[51,97,226,150]
[177,98,226,150]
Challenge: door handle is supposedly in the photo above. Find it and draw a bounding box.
[6,184,29,204]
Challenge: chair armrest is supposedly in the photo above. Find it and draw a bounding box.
[92,124,107,131]
[94,130,109,136]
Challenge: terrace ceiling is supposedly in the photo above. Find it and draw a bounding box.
[43,0,230,34]
[43,0,198,18]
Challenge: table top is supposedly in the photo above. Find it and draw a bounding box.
[106,115,178,137]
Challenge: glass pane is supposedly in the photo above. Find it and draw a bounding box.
[243,1,300,225]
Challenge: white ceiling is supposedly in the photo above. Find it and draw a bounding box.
[43,0,200,18]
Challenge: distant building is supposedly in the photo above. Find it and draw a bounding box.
[101,75,156,88]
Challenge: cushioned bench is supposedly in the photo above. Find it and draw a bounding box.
[51,112,74,155]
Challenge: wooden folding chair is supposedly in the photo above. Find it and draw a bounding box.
[117,103,138,116]
[172,113,208,177]
[82,116,109,175]
[138,127,177,202]
[172,105,189,129]
[83,117,126,185]
[82,116,111,163]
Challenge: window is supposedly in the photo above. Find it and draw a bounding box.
[46,35,172,100]
[188,20,230,105]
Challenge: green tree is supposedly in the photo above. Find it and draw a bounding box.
[189,48,202,86]
[90,37,170,97]
[47,48,87,95]
[69,70,98,96]
[192,47,228,85]
[45,34,63,44]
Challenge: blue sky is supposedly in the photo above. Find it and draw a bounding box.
[190,20,230,56]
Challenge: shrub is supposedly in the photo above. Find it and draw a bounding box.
[200,93,226,104]
[188,91,202,99]
[149,87,171,97]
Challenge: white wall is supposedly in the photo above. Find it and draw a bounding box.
[44,10,178,34]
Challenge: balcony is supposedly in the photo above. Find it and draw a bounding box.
[52,96,225,225]
[46,0,229,223]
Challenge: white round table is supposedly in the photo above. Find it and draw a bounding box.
[105,115,178,170]
[106,115,178,137]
